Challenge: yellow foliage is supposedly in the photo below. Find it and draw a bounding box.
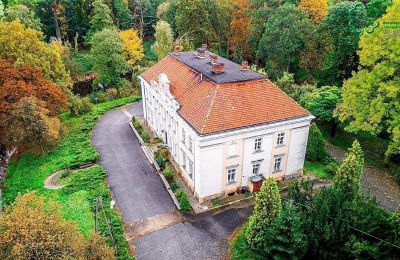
[119,29,144,65]
[299,0,327,23]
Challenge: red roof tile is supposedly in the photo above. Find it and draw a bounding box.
[141,54,310,135]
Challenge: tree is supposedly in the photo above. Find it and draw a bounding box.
[246,178,281,251]
[333,140,364,199]
[3,4,42,30]
[299,0,327,23]
[113,0,133,30]
[339,1,400,164]
[87,0,114,43]
[175,0,215,47]
[318,1,368,86]
[366,0,392,21]
[263,200,307,259]
[0,1,4,17]
[0,21,70,89]
[257,3,314,79]
[152,20,174,61]
[301,86,341,136]
[306,123,327,162]
[129,0,159,38]
[0,192,115,259]
[91,28,130,90]
[119,29,144,65]
[229,0,251,60]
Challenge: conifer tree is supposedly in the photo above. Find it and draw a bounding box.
[306,123,327,162]
[263,200,307,259]
[245,178,281,251]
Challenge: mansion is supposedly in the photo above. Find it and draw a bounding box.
[139,48,314,202]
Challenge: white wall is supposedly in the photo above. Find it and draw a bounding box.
[198,145,224,198]
[286,126,309,176]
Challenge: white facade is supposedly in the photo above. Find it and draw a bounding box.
[140,74,314,202]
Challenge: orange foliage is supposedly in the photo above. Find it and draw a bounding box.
[299,0,327,23]
[0,59,68,116]
[229,0,252,59]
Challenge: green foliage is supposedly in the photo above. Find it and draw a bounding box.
[306,123,328,162]
[0,1,4,17]
[86,0,114,44]
[68,95,93,116]
[231,223,265,260]
[246,178,281,250]
[4,4,42,30]
[112,0,133,30]
[144,39,157,61]
[339,1,400,163]
[366,0,392,21]
[178,191,191,211]
[163,164,174,180]
[90,28,130,89]
[73,51,93,74]
[263,200,307,258]
[156,154,167,170]
[170,181,179,192]
[257,3,314,79]
[152,20,174,61]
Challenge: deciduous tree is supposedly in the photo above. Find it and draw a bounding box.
[86,0,114,43]
[152,20,174,61]
[0,21,70,89]
[119,29,144,65]
[246,178,281,251]
[229,0,251,60]
[338,1,400,164]
[299,0,327,23]
[91,28,130,90]
[3,4,42,30]
[113,0,133,30]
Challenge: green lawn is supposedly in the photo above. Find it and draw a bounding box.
[304,161,331,179]
[3,96,141,259]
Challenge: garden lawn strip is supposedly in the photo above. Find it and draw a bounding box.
[3,96,140,259]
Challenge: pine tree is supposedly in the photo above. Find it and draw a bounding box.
[263,200,307,259]
[306,123,327,162]
[245,178,281,251]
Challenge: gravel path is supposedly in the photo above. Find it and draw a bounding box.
[325,142,400,211]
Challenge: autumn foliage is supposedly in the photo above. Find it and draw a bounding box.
[119,29,144,65]
[229,0,251,59]
[299,0,327,23]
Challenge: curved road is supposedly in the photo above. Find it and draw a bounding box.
[92,101,252,260]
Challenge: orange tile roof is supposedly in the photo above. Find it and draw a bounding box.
[141,54,310,135]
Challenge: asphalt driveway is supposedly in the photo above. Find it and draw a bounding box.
[92,101,252,259]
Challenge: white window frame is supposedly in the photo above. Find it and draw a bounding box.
[254,138,262,152]
[227,168,236,184]
[252,163,260,176]
[274,157,283,172]
[182,129,186,144]
[182,152,186,169]
[188,136,193,152]
[188,160,193,179]
[277,132,285,146]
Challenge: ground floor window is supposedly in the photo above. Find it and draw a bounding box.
[182,152,186,169]
[274,157,283,172]
[188,160,193,179]
[252,163,260,176]
[227,168,236,184]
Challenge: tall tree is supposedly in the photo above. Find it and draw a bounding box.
[86,0,114,43]
[129,0,159,38]
[299,0,327,23]
[338,1,400,164]
[0,192,115,259]
[0,21,70,89]
[119,29,144,65]
[306,122,328,162]
[0,1,4,17]
[229,0,251,60]
[257,3,314,79]
[246,178,281,251]
[91,28,130,90]
[263,200,307,258]
[152,20,173,61]
[301,86,341,136]
[113,0,133,30]
[318,1,368,86]
[3,4,42,30]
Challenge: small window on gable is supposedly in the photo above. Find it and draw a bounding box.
[254,138,262,151]
[277,132,285,146]
[228,143,238,157]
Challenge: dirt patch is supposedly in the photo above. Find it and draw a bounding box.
[326,142,400,211]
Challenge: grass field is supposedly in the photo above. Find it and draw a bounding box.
[3,96,141,259]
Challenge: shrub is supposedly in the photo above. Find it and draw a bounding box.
[88,91,109,104]
[306,123,327,162]
[326,161,339,177]
[141,130,150,143]
[174,188,183,199]
[179,191,191,212]
[69,95,93,116]
[119,87,136,97]
[133,118,142,131]
[170,181,179,192]
[163,165,173,180]
[155,155,166,170]
[106,88,119,100]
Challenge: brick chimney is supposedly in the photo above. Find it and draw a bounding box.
[209,54,218,64]
[212,63,225,74]
[196,48,206,58]
[241,60,249,70]
[174,45,181,55]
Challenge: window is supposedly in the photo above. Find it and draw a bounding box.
[274,157,283,172]
[277,132,285,146]
[254,138,262,151]
[252,163,260,176]
[182,152,186,169]
[188,160,193,179]
[188,136,193,152]
[228,143,238,157]
[227,168,236,183]
[182,129,186,144]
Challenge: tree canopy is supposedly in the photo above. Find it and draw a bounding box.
[3,4,42,30]
[119,29,144,65]
[152,20,174,61]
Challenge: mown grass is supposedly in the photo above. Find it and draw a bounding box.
[230,223,264,260]
[3,96,141,259]
[304,161,331,179]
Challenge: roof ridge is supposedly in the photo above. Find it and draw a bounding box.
[200,84,220,134]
